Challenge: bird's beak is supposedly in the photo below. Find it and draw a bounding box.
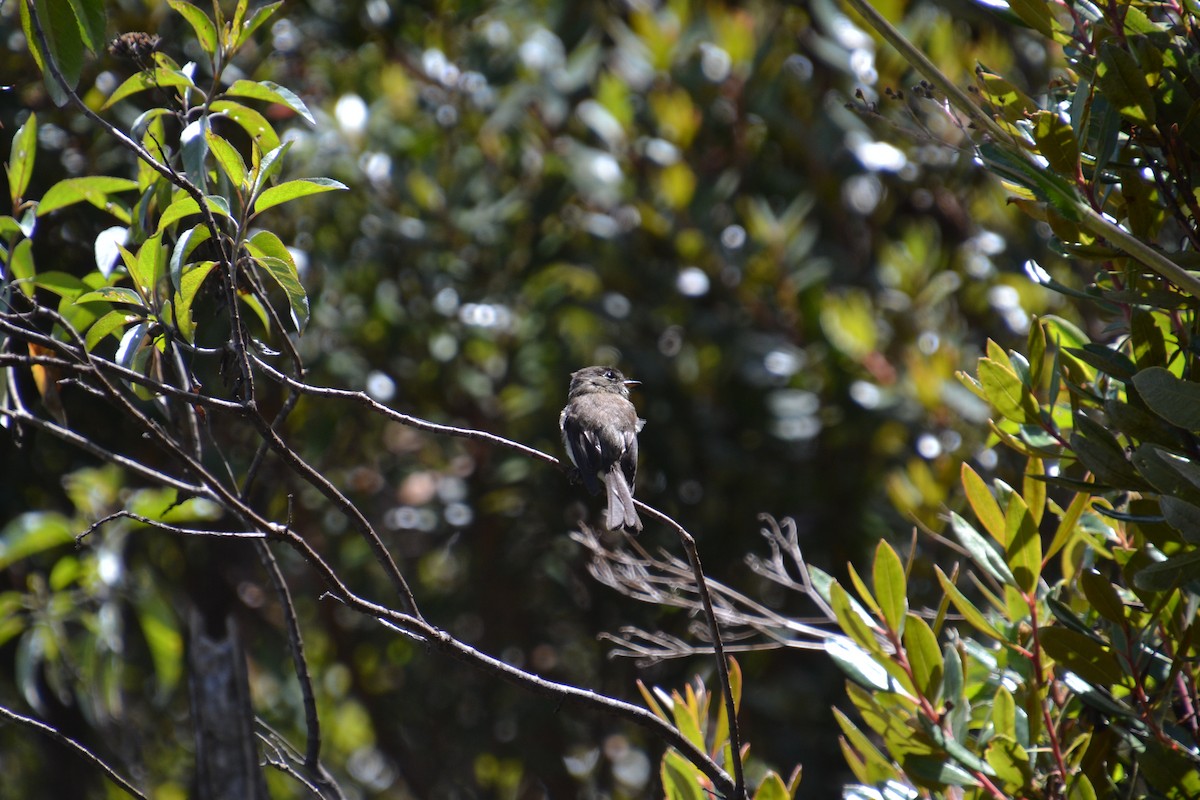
[624,380,640,387]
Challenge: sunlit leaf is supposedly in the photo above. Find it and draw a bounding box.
[253,177,348,215]
[225,79,315,125]
[8,113,37,205]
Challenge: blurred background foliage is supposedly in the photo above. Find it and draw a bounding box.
[0,0,1091,796]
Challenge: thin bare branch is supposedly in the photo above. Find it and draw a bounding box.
[0,704,148,799]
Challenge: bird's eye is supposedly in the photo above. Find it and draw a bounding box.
[605,370,615,379]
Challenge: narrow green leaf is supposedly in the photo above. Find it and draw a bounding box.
[8,113,37,204]
[978,358,1041,425]
[1133,549,1200,591]
[135,232,168,299]
[167,0,217,52]
[661,749,705,800]
[156,194,231,232]
[1079,570,1126,623]
[225,79,315,125]
[22,0,84,104]
[1132,367,1200,431]
[985,735,1033,794]
[1096,41,1157,125]
[206,131,248,190]
[1027,316,1046,391]
[32,271,85,297]
[834,708,896,784]
[102,68,199,109]
[1033,110,1080,180]
[1038,627,1125,685]
[0,512,74,570]
[169,225,211,292]
[236,1,283,48]
[252,255,309,332]
[873,540,907,634]
[65,0,106,51]
[1005,493,1042,594]
[210,101,281,152]
[137,591,183,696]
[85,310,135,351]
[948,512,1017,587]
[901,613,943,700]
[992,685,1016,741]
[751,772,789,800]
[1044,486,1091,563]
[9,239,35,297]
[830,583,884,656]
[253,177,348,215]
[172,260,218,343]
[75,286,146,307]
[962,463,1005,543]
[934,567,1004,641]
[670,692,706,752]
[1023,457,1045,528]
[38,177,139,216]
[1159,496,1200,544]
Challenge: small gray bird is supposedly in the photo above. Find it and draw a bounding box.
[559,366,645,531]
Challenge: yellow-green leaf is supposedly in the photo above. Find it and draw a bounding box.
[253,177,348,215]
[873,540,907,634]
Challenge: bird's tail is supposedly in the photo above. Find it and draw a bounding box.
[604,467,642,531]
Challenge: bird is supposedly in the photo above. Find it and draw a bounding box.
[559,366,645,531]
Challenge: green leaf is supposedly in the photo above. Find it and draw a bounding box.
[32,271,85,297]
[134,231,168,299]
[1033,110,1080,180]
[830,582,884,656]
[1037,626,1125,685]
[9,239,35,298]
[102,68,199,109]
[0,512,74,570]
[252,255,309,332]
[247,230,309,331]
[1005,493,1041,594]
[901,614,943,700]
[167,0,217,52]
[225,79,315,125]
[1096,41,1157,125]
[834,709,896,785]
[169,224,211,292]
[253,177,348,215]
[75,286,147,307]
[1133,548,1200,591]
[206,131,248,190]
[173,260,218,343]
[137,592,183,696]
[8,113,37,204]
[1132,367,1200,431]
[978,142,1083,221]
[210,101,281,152]
[935,566,1004,641]
[1046,487,1089,565]
[156,194,231,232]
[85,310,135,350]
[661,749,705,800]
[949,512,1016,587]
[1078,570,1126,623]
[1071,412,1147,490]
[236,1,283,49]
[1159,496,1200,544]
[873,540,907,634]
[1066,344,1136,382]
[751,771,789,800]
[962,463,1006,543]
[985,735,1033,795]
[65,0,106,51]
[38,177,139,216]
[22,0,84,105]
[978,358,1041,425]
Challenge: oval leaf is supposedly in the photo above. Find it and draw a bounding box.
[253,177,348,215]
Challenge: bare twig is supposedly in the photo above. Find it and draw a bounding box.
[0,704,148,799]
[634,504,747,799]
